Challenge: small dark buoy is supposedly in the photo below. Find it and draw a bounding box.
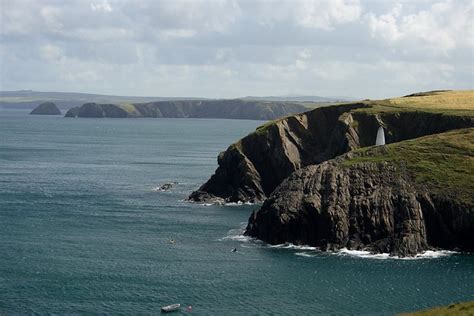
[231,247,237,252]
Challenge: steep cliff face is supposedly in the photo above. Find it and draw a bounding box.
[245,129,474,257]
[30,102,61,115]
[65,103,128,118]
[189,103,473,203]
[64,99,307,120]
[245,161,429,256]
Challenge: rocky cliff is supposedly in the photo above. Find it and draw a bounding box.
[65,103,128,118]
[189,92,473,203]
[245,128,474,257]
[64,99,307,120]
[30,102,61,115]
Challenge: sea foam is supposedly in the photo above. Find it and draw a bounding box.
[336,248,457,260]
[269,243,318,251]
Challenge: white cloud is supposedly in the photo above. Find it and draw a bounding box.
[368,4,402,42]
[297,0,362,30]
[90,0,113,13]
[0,0,472,98]
[39,44,63,61]
[40,6,63,31]
[367,1,473,54]
[160,29,197,39]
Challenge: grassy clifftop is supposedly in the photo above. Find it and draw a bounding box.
[400,301,474,316]
[254,90,473,135]
[343,128,474,204]
[357,90,474,117]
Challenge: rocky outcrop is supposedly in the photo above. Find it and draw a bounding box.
[65,103,128,118]
[64,100,307,120]
[64,106,79,118]
[189,104,473,203]
[30,102,61,115]
[244,149,474,257]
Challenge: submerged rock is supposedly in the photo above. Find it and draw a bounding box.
[30,102,61,115]
[152,182,179,192]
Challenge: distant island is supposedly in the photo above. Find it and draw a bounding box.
[29,102,61,115]
[64,100,309,120]
[0,90,350,121]
[190,90,474,257]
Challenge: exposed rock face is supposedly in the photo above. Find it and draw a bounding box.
[64,107,79,118]
[65,103,128,118]
[244,156,473,257]
[64,100,307,120]
[30,102,61,115]
[134,99,307,120]
[189,104,473,203]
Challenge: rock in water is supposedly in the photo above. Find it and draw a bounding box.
[375,126,385,146]
[30,102,61,115]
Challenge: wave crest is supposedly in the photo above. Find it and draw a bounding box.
[336,248,457,260]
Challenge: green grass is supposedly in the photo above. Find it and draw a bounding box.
[251,90,474,138]
[399,301,474,316]
[343,128,474,204]
[354,90,474,117]
[119,103,140,116]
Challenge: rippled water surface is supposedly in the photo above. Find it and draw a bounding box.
[1,109,473,314]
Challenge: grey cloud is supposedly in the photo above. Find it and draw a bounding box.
[0,0,472,98]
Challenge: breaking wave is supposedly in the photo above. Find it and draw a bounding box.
[336,248,457,260]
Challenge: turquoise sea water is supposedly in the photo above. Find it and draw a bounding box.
[0,109,473,315]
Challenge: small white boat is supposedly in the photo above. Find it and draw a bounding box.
[161,303,180,313]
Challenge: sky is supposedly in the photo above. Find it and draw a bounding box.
[0,0,473,99]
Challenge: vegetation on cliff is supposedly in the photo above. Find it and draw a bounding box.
[344,128,474,204]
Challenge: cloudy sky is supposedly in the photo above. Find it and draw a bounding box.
[0,0,472,99]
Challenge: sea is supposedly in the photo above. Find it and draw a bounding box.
[1,109,473,315]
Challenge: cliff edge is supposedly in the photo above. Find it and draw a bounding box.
[189,90,473,204]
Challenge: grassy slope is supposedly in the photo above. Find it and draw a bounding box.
[356,90,474,117]
[400,301,474,316]
[253,90,473,135]
[343,128,474,204]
